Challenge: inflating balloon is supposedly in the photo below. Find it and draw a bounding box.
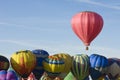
[71,11,104,50]
[32,49,49,79]
[10,50,36,78]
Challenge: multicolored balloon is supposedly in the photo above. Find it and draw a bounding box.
[106,58,120,79]
[0,55,9,71]
[71,11,104,50]
[0,70,18,80]
[53,53,72,79]
[71,54,90,80]
[10,50,36,78]
[43,55,65,79]
[32,49,49,79]
[90,54,108,80]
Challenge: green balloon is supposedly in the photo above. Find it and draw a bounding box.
[64,72,75,80]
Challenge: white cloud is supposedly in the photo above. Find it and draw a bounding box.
[76,0,120,10]
[0,20,68,32]
[0,40,42,48]
[0,22,45,31]
[0,22,29,28]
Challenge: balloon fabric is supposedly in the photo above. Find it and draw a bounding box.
[71,11,104,50]
[32,49,49,79]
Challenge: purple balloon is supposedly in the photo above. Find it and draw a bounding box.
[0,70,18,80]
[0,70,6,80]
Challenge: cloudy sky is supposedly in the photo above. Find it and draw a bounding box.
[0,0,120,59]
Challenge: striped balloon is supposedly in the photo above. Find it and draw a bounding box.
[71,54,90,80]
[54,53,72,79]
[10,50,36,78]
[43,55,65,79]
[71,11,103,50]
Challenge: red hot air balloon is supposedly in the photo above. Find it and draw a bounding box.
[71,11,104,50]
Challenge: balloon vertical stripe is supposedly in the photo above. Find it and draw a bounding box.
[71,54,90,80]
[43,55,65,79]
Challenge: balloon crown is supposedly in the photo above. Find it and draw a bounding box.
[48,56,63,61]
[16,50,31,54]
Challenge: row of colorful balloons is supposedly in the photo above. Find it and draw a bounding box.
[0,49,120,80]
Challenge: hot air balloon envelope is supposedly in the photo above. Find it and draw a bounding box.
[71,11,104,49]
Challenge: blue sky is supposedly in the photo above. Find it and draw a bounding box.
[0,0,120,59]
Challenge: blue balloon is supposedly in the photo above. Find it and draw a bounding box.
[32,49,49,79]
[89,54,108,80]
[0,70,6,80]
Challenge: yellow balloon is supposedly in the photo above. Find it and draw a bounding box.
[54,53,72,73]
[43,55,65,73]
[43,55,65,78]
[10,50,36,78]
[54,53,72,79]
